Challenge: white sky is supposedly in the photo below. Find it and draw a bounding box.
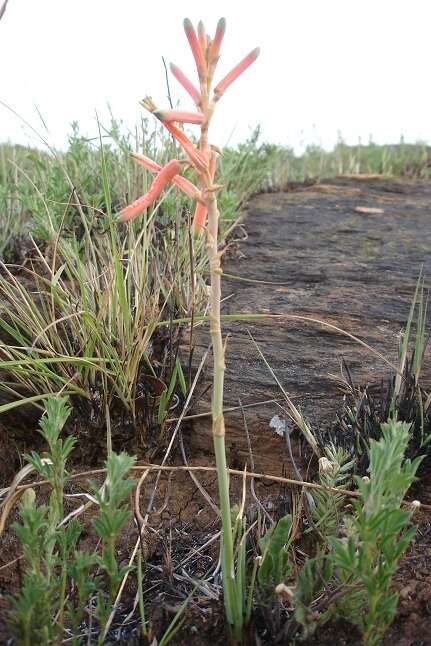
[1,0,430,153]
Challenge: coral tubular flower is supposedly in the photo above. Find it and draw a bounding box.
[118,159,181,222]
[117,19,261,638]
[169,63,201,106]
[163,122,208,172]
[209,17,226,65]
[131,153,205,204]
[130,152,160,173]
[191,202,207,235]
[174,175,205,203]
[140,98,207,172]
[183,18,207,79]
[214,47,260,100]
[197,20,207,54]
[154,109,204,125]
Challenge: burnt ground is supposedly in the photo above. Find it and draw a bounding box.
[1,176,431,644]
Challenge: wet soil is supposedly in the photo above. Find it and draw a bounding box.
[1,177,431,644]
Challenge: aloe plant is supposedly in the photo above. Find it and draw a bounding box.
[119,17,259,642]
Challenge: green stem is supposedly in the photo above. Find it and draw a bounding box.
[214,433,238,627]
[199,62,242,642]
[137,552,148,637]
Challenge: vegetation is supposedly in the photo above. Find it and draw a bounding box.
[0,14,430,646]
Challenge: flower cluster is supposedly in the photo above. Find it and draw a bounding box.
[119,17,259,234]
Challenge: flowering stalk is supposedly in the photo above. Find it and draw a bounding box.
[119,18,259,640]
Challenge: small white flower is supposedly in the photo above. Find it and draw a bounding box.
[319,456,335,476]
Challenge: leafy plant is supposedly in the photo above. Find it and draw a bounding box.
[323,277,430,472]
[9,490,57,645]
[257,514,293,598]
[8,397,138,644]
[293,553,334,639]
[9,397,81,643]
[311,445,355,541]
[91,451,136,638]
[329,418,421,645]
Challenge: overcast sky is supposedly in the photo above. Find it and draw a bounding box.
[1,0,430,153]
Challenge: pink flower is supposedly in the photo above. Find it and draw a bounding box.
[154,109,204,125]
[214,47,260,100]
[197,20,207,54]
[183,18,207,80]
[162,122,208,172]
[119,159,181,222]
[191,202,207,235]
[141,97,208,172]
[131,153,205,204]
[209,17,226,65]
[169,63,202,107]
[130,152,160,173]
[173,175,205,203]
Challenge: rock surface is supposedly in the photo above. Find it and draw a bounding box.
[189,177,431,475]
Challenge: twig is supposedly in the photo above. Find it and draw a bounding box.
[3,463,431,512]
[178,430,219,515]
[165,396,288,423]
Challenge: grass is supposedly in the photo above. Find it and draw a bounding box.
[261,137,431,185]
[0,119,203,425]
[0,118,278,422]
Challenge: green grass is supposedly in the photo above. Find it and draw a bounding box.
[260,137,431,185]
[0,118,312,425]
